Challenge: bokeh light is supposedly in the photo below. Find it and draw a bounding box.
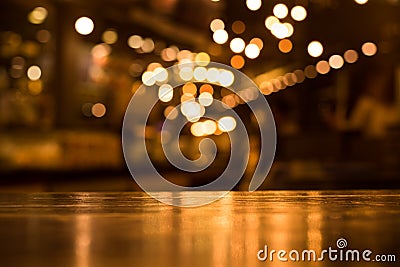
[329,55,344,69]
[128,35,143,49]
[210,19,225,32]
[230,55,245,69]
[158,84,174,102]
[344,49,359,63]
[273,3,288,19]
[278,39,293,53]
[316,60,330,74]
[361,42,377,56]
[355,0,368,5]
[195,52,210,66]
[232,20,245,34]
[265,16,279,30]
[199,92,213,107]
[230,38,246,53]
[28,7,48,25]
[218,116,237,132]
[246,0,262,11]
[75,17,94,35]
[213,29,229,44]
[27,65,42,81]
[291,6,307,21]
[245,43,260,59]
[102,29,118,44]
[307,41,324,57]
[92,103,106,118]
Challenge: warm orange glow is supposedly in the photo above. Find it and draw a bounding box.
[232,20,245,34]
[316,60,330,74]
[291,6,307,21]
[329,55,344,69]
[246,0,262,11]
[343,49,358,63]
[278,39,293,53]
[102,29,118,44]
[230,55,245,69]
[75,17,94,35]
[92,103,106,118]
[294,69,305,83]
[213,29,229,44]
[273,3,288,19]
[260,81,274,95]
[250,37,264,50]
[182,82,197,96]
[164,106,178,120]
[265,16,279,30]
[304,65,317,78]
[210,19,225,32]
[222,94,237,108]
[361,42,377,56]
[308,41,323,57]
[230,38,245,53]
[244,44,260,59]
[200,84,214,95]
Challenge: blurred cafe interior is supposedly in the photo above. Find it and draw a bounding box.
[0,0,399,192]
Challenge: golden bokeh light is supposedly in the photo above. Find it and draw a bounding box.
[75,17,94,35]
[195,52,210,66]
[291,6,307,21]
[182,82,197,96]
[142,71,156,86]
[179,67,194,81]
[128,35,143,49]
[344,49,358,63]
[232,20,246,34]
[158,84,174,102]
[307,41,323,57]
[278,39,293,53]
[28,7,48,25]
[199,92,214,107]
[36,29,51,43]
[273,3,288,19]
[213,29,229,44]
[230,38,246,53]
[210,19,225,32]
[218,70,235,87]
[354,0,368,5]
[206,68,219,83]
[329,55,344,69]
[102,29,118,44]
[164,106,179,120]
[244,43,260,59]
[316,60,330,74]
[200,84,214,95]
[218,116,237,132]
[361,42,377,56]
[91,103,106,118]
[294,69,306,83]
[271,23,289,39]
[260,81,274,95]
[141,38,155,53]
[265,16,279,30]
[27,65,41,81]
[194,67,207,81]
[304,65,318,79]
[250,37,263,50]
[230,55,245,69]
[246,0,262,11]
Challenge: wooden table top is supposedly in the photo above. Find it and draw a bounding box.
[0,190,399,267]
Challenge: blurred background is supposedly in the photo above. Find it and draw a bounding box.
[0,0,399,192]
